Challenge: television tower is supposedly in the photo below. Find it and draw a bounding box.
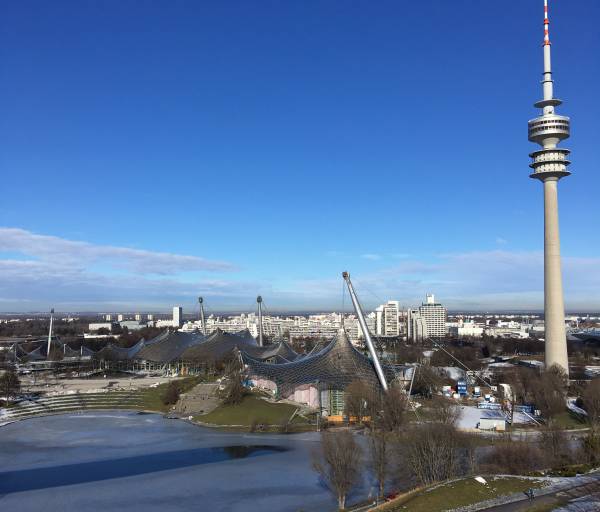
[528,0,570,375]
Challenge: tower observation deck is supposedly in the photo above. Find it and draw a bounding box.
[528,0,570,375]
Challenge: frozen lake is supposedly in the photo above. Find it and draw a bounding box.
[0,411,373,511]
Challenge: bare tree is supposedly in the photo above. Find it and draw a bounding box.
[459,432,478,476]
[378,387,408,431]
[481,438,546,474]
[532,366,567,425]
[368,431,389,499]
[221,359,246,405]
[411,365,444,398]
[541,425,571,466]
[580,379,600,464]
[344,380,375,425]
[583,379,600,431]
[404,423,460,485]
[430,398,461,426]
[312,431,363,510]
[0,369,20,405]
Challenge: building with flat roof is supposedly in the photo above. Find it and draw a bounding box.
[173,306,183,328]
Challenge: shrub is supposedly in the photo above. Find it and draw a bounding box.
[162,381,181,405]
[481,440,546,474]
[249,418,267,433]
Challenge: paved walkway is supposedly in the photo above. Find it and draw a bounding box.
[174,383,220,416]
[476,474,600,512]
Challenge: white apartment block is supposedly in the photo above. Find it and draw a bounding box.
[375,301,404,337]
[448,320,484,338]
[408,294,447,341]
[180,311,372,346]
[407,309,426,342]
[173,306,183,328]
[419,294,447,338]
[88,322,113,332]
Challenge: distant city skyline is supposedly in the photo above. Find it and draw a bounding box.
[1,2,599,312]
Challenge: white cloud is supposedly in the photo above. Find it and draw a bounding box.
[496,237,508,245]
[1,227,598,312]
[0,227,235,274]
[0,258,258,310]
[361,253,382,261]
[287,250,600,311]
[0,228,250,311]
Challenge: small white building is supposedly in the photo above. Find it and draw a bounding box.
[88,322,113,332]
[119,320,143,331]
[478,416,507,431]
[448,320,484,338]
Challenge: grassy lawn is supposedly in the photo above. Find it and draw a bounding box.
[139,376,203,413]
[552,411,588,430]
[382,477,546,512]
[195,395,300,426]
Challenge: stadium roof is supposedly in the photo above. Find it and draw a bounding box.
[94,339,145,361]
[180,328,257,363]
[241,329,396,396]
[135,331,205,363]
[241,340,299,363]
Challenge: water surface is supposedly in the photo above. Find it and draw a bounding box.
[0,411,370,511]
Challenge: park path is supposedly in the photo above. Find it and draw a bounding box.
[479,475,600,512]
[173,383,219,416]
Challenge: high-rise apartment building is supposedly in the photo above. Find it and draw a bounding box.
[172,306,183,328]
[407,294,447,341]
[419,294,447,338]
[407,309,426,342]
[375,301,402,336]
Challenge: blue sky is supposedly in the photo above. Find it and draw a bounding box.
[1,1,599,313]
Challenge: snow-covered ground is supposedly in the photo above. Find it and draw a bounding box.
[456,405,536,430]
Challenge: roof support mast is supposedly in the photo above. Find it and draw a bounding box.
[198,297,206,335]
[46,308,54,359]
[257,295,264,347]
[342,272,388,392]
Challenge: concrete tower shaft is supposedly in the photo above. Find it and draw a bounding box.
[528,0,570,375]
